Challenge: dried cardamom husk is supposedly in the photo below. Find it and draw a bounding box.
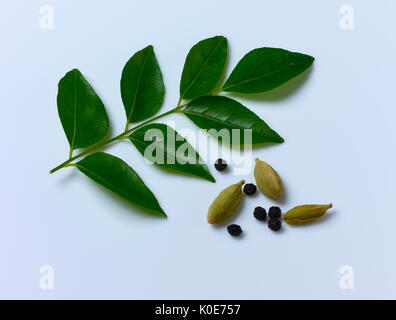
[254,158,283,200]
[207,180,245,224]
[283,203,333,225]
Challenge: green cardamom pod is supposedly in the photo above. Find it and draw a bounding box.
[254,158,283,200]
[207,180,245,224]
[283,203,333,225]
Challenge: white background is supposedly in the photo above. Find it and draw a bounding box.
[1,0,395,299]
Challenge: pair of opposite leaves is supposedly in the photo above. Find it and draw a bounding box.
[56,35,314,216]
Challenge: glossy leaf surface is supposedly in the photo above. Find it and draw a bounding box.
[121,45,165,125]
[183,96,284,145]
[129,123,215,182]
[180,36,227,100]
[222,48,314,93]
[57,69,109,150]
[75,152,166,216]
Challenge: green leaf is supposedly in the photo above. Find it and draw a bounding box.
[182,96,284,145]
[180,36,227,100]
[222,48,314,93]
[57,69,109,150]
[75,152,166,217]
[121,45,165,126]
[128,123,215,182]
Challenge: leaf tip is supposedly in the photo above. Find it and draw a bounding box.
[270,130,285,143]
[158,210,167,218]
[152,204,167,218]
[68,68,82,76]
[208,175,216,183]
[304,54,315,66]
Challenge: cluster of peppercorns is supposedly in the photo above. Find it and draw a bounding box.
[227,206,282,236]
[254,206,282,231]
[214,158,282,237]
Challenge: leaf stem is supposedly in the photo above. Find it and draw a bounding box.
[49,105,183,174]
[176,97,183,108]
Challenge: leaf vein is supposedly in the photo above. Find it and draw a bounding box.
[74,163,132,199]
[70,71,77,153]
[126,50,151,127]
[181,37,225,99]
[223,64,296,90]
[182,110,251,130]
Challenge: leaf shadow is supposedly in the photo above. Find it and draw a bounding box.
[117,139,216,183]
[251,141,284,150]
[212,39,231,94]
[55,168,79,186]
[220,140,284,152]
[79,173,168,221]
[153,164,216,183]
[224,66,314,103]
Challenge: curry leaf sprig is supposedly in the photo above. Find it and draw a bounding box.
[50,35,314,217]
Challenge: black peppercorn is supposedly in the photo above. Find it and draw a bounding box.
[268,206,281,219]
[227,224,243,236]
[243,183,257,195]
[214,158,227,171]
[268,219,281,231]
[253,206,267,221]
